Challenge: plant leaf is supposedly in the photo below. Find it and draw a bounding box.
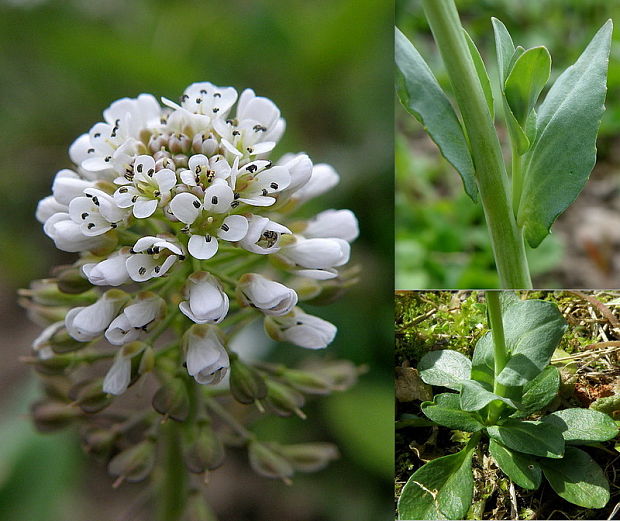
[541,447,610,508]
[470,332,494,390]
[487,419,565,458]
[542,408,619,444]
[421,393,485,432]
[463,29,494,119]
[496,298,567,387]
[518,20,613,248]
[489,439,542,490]
[397,443,475,520]
[395,28,478,202]
[418,350,472,391]
[504,46,551,127]
[511,365,560,418]
[460,380,519,412]
[491,18,516,85]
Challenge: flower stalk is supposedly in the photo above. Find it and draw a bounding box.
[485,290,509,424]
[421,0,532,289]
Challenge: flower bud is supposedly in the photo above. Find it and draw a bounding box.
[105,292,166,345]
[65,289,129,342]
[192,132,218,156]
[49,326,85,354]
[279,368,332,395]
[152,378,190,422]
[301,209,359,242]
[138,345,156,375]
[180,272,229,324]
[248,441,294,482]
[81,249,131,287]
[31,400,81,432]
[102,341,147,395]
[278,237,350,280]
[108,439,156,484]
[20,300,69,326]
[69,378,113,414]
[55,265,95,294]
[81,426,117,456]
[183,421,225,473]
[229,357,267,404]
[19,278,96,307]
[277,442,339,473]
[307,360,360,391]
[183,325,229,385]
[237,273,297,316]
[264,307,337,349]
[264,379,306,418]
[149,133,169,153]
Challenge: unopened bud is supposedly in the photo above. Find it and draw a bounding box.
[248,441,294,483]
[49,327,85,354]
[69,378,112,414]
[152,378,190,422]
[31,400,81,432]
[168,132,191,154]
[229,358,267,405]
[307,360,360,391]
[32,354,72,376]
[138,345,156,375]
[264,379,306,418]
[55,266,95,294]
[108,439,156,485]
[277,443,339,473]
[280,368,332,395]
[149,133,169,153]
[192,133,218,156]
[20,299,69,327]
[82,426,117,455]
[183,421,225,473]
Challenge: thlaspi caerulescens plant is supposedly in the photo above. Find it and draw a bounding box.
[397,292,619,521]
[395,0,613,289]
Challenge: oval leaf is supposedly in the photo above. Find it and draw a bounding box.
[541,447,610,508]
[491,17,516,85]
[487,419,565,458]
[511,365,560,418]
[395,28,478,202]
[504,46,551,127]
[489,439,542,490]
[397,444,475,520]
[421,393,485,432]
[541,408,619,444]
[418,350,472,391]
[518,20,613,248]
[460,379,519,412]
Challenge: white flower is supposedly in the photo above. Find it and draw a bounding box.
[179,272,229,324]
[82,248,131,286]
[32,321,64,360]
[65,290,128,342]
[43,212,110,252]
[168,184,249,260]
[228,157,291,207]
[183,324,229,385]
[237,273,297,316]
[293,163,340,203]
[179,154,231,187]
[276,153,313,196]
[105,292,166,345]
[36,196,67,224]
[126,236,184,282]
[239,215,291,254]
[114,155,177,218]
[278,237,350,279]
[69,188,128,236]
[178,82,238,118]
[302,209,359,242]
[103,341,146,395]
[52,169,93,205]
[264,308,337,349]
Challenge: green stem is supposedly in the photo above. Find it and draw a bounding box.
[204,397,255,441]
[421,0,532,289]
[485,290,509,424]
[157,421,187,521]
[511,147,523,218]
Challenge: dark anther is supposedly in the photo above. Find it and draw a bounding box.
[211,196,218,204]
[132,196,139,203]
[231,201,240,208]
[178,255,186,260]
[234,192,240,199]
[192,200,201,208]
[214,92,221,98]
[212,108,219,113]
[154,266,161,273]
[111,128,117,137]
[104,156,111,162]
[296,321,303,325]
[138,267,147,275]
[226,119,233,125]
[87,148,95,154]
[154,190,160,197]
[81,212,88,220]
[247,147,253,154]
[232,130,240,136]
[146,247,154,255]
[129,248,136,254]
[110,223,117,228]
[147,168,154,177]
[86,193,93,198]
[119,187,129,193]
[221,223,230,232]
[196,98,202,104]
[94,132,101,138]
[153,247,160,254]
[137,164,143,172]
[205,235,212,242]
[270,182,278,189]
[115,119,120,126]
[92,196,99,206]
[253,124,266,132]
[87,223,95,229]
[261,189,268,196]
[181,94,189,101]
[200,89,207,94]
[247,164,258,173]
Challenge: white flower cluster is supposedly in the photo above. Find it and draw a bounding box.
[35,82,358,395]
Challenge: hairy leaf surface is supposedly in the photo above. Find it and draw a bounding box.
[395,28,478,202]
[418,350,471,391]
[487,419,564,458]
[511,365,560,418]
[421,393,485,432]
[489,439,542,490]
[460,380,519,412]
[542,407,619,443]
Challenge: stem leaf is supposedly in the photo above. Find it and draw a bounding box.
[395,27,478,202]
[487,419,565,458]
[463,29,494,120]
[518,20,613,247]
[541,407,619,444]
[510,365,560,418]
[421,392,486,432]
[489,439,542,490]
[460,379,519,412]
[418,349,472,390]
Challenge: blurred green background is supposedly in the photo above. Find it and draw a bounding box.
[396,0,620,289]
[0,1,393,520]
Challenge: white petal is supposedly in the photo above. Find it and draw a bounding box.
[36,197,67,224]
[126,254,159,282]
[69,133,94,165]
[132,236,159,252]
[103,355,131,395]
[188,154,209,172]
[82,252,131,286]
[154,168,177,193]
[282,238,350,269]
[114,186,140,208]
[52,169,92,205]
[105,314,139,346]
[123,297,162,327]
[203,183,234,213]
[133,155,156,179]
[133,198,158,218]
[188,234,218,260]
[304,209,359,242]
[294,163,340,202]
[169,192,202,224]
[218,215,248,241]
[246,141,275,156]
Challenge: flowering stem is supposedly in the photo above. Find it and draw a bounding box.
[421,0,532,289]
[156,421,187,521]
[485,290,509,424]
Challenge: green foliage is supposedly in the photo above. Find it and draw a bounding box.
[398,292,618,520]
[395,28,478,202]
